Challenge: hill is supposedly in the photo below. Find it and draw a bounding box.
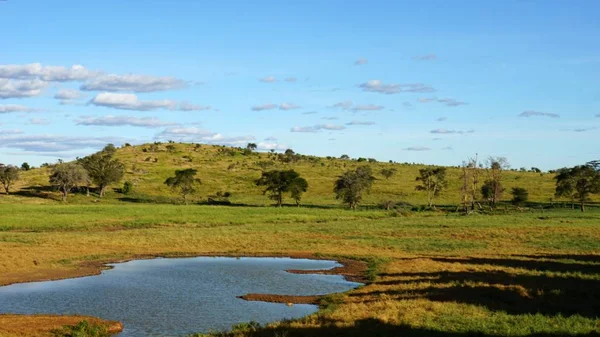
[1,142,580,207]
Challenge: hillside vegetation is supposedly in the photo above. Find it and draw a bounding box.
[2,143,579,207]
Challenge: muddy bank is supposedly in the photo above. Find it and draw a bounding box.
[0,314,123,336]
[238,293,321,305]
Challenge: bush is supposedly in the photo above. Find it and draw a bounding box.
[52,320,110,337]
[122,181,133,195]
[511,187,529,206]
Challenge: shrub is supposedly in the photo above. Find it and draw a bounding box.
[52,320,110,337]
[122,181,133,195]
[511,187,529,206]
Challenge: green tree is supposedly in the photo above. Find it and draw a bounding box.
[380,168,397,180]
[20,162,31,171]
[80,145,125,197]
[0,166,19,194]
[164,168,201,205]
[555,165,600,212]
[289,177,308,207]
[246,143,258,152]
[256,169,305,207]
[49,163,89,202]
[333,166,376,210]
[511,187,529,206]
[481,179,504,207]
[415,167,447,207]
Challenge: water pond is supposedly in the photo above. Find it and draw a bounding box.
[0,257,361,336]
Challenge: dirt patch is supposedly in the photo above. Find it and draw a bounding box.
[286,258,368,283]
[0,314,123,336]
[238,294,321,305]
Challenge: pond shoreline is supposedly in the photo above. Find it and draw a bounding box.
[0,253,367,336]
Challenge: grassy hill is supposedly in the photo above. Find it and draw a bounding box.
[2,142,581,207]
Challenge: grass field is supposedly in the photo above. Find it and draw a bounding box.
[0,204,599,336]
[1,144,599,336]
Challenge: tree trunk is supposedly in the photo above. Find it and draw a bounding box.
[580,201,585,212]
[62,191,67,202]
[99,185,106,198]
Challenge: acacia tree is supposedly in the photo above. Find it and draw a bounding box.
[334,166,376,210]
[49,163,89,202]
[256,169,306,207]
[289,176,309,207]
[246,143,258,152]
[80,144,125,197]
[555,165,600,212]
[164,168,201,205]
[0,166,19,194]
[415,167,447,207]
[380,168,397,180]
[483,156,509,207]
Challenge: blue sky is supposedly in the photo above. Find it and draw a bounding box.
[0,0,598,170]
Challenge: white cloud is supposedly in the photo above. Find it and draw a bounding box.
[403,146,431,151]
[353,104,384,111]
[436,117,447,121]
[179,102,211,111]
[346,120,375,126]
[360,80,435,94]
[0,129,25,135]
[0,79,48,99]
[322,116,338,120]
[251,104,278,111]
[430,128,474,135]
[419,97,466,107]
[0,104,38,113]
[54,89,85,100]
[0,134,128,152]
[257,142,287,151]
[90,92,177,111]
[519,110,560,118]
[155,127,255,147]
[0,63,98,81]
[330,100,353,110]
[76,115,177,128]
[29,118,50,125]
[284,77,297,82]
[81,74,187,92]
[354,58,368,66]
[279,103,301,110]
[442,146,453,150]
[264,136,278,141]
[414,54,437,61]
[302,111,318,115]
[259,76,276,83]
[291,124,346,133]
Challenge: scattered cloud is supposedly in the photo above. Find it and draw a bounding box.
[279,103,301,110]
[442,146,453,150]
[259,76,276,83]
[264,136,278,141]
[346,120,375,126]
[0,129,25,135]
[353,104,384,111]
[54,89,85,100]
[0,104,38,113]
[0,79,48,99]
[414,54,437,61]
[354,58,368,66]
[403,146,431,151]
[571,127,597,132]
[291,124,346,133]
[360,80,435,94]
[403,102,413,109]
[418,97,466,107]
[28,118,50,125]
[179,102,211,111]
[322,116,338,120]
[519,110,560,118]
[155,127,255,147]
[251,104,278,111]
[430,128,475,135]
[257,142,287,151]
[330,100,353,110]
[90,92,177,111]
[436,117,447,121]
[0,63,98,82]
[81,74,187,92]
[0,134,128,152]
[76,115,177,128]
[284,77,297,82]
[302,111,318,115]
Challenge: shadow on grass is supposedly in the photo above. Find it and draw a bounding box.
[201,318,600,337]
[369,255,600,319]
[12,185,57,200]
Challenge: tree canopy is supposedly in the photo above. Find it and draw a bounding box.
[79,144,125,197]
[50,163,89,202]
[164,168,201,205]
[0,166,19,195]
[334,166,376,209]
[415,167,447,207]
[555,165,600,212]
[256,169,307,207]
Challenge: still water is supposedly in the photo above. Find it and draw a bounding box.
[0,257,360,336]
